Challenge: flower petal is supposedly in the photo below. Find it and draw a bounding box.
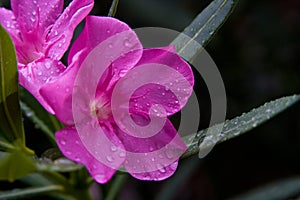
[19,58,66,114]
[39,59,80,124]
[130,161,179,181]
[0,8,21,43]
[11,0,63,34]
[46,0,94,60]
[55,126,122,184]
[128,47,194,116]
[115,118,186,180]
[41,16,143,125]
[68,16,143,94]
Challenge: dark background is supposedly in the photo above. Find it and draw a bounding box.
[91,0,300,199]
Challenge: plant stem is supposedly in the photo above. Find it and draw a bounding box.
[108,0,119,17]
[104,174,128,200]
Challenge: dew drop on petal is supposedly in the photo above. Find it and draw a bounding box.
[170,162,177,170]
[60,139,66,145]
[124,39,131,47]
[119,152,126,158]
[74,156,80,162]
[110,145,117,152]
[156,164,166,173]
[94,173,106,183]
[165,149,174,159]
[106,156,115,162]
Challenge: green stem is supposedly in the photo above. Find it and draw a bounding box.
[105,174,128,200]
[108,0,119,17]
[49,114,63,131]
[0,185,64,199]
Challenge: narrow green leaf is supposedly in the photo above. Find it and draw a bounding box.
[182,95,300,158]
[171,0,238,61]
[0,24,25,147]
[20,101,56,144]
[0,150,37,182]
[108,0,119,17]
[0,185,64,200]
[228,176,300,200]
[19,87,63,143]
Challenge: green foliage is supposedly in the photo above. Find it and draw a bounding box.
[182,95,300,158]
[0,150,37,182]
[172,0,238,61]
[0,24,25,148]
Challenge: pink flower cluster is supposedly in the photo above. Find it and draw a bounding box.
[0,0,194,183]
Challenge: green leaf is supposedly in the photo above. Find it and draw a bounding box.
[0,24,26,148]
[171,0,238,61]
[19,87,63,144]
[0,185,64,200]
[182,95,300,158]
[108,0,119,17]
[228,176,300,200]
[0,150,37,182]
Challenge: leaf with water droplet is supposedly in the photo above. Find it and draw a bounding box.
[171,0,238,62]
[182,95,300,158]
[19,87,62,145]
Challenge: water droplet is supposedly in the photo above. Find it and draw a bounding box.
[170,162,177,170]
[30,16,36,22]
[74,156,80,162]
[106,155,114,162]
[156,164,166,173]
[106,29,111,34]
[58,43,62,47]
[162,92,165,96]
[54,30,58,36]
[119,152,126,158]
[66,151,72,155]
[110,145,117,152]
[32,11,36,16]
[149,146,154,151]
[165,149,174,159]
[37,71,42,76]
[65,88,70,93]
[75,140,80,145]
[151,158,155,162]
[33,0,37,4]
[124,39,131,47]
[45,62,51,69]
[108,43,113,48]
[95,173,106,182]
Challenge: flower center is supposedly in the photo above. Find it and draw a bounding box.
[89,97,111,120]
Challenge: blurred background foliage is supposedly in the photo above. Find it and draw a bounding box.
[0,0,299,199]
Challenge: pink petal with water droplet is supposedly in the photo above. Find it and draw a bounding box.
[41,16,143,125]
[130,161,179,181]
[128,48,194,116]
[115,118,186,180]
[39,59,80,124]
[68,16,143,95]
[46,0,94,60]
[19,58,66,114]
[0,8,21,44]
[11,0,63,34]
[55,126,122,184]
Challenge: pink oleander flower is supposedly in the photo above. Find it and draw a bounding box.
[40,16,194,183]
[0,0,94,113]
